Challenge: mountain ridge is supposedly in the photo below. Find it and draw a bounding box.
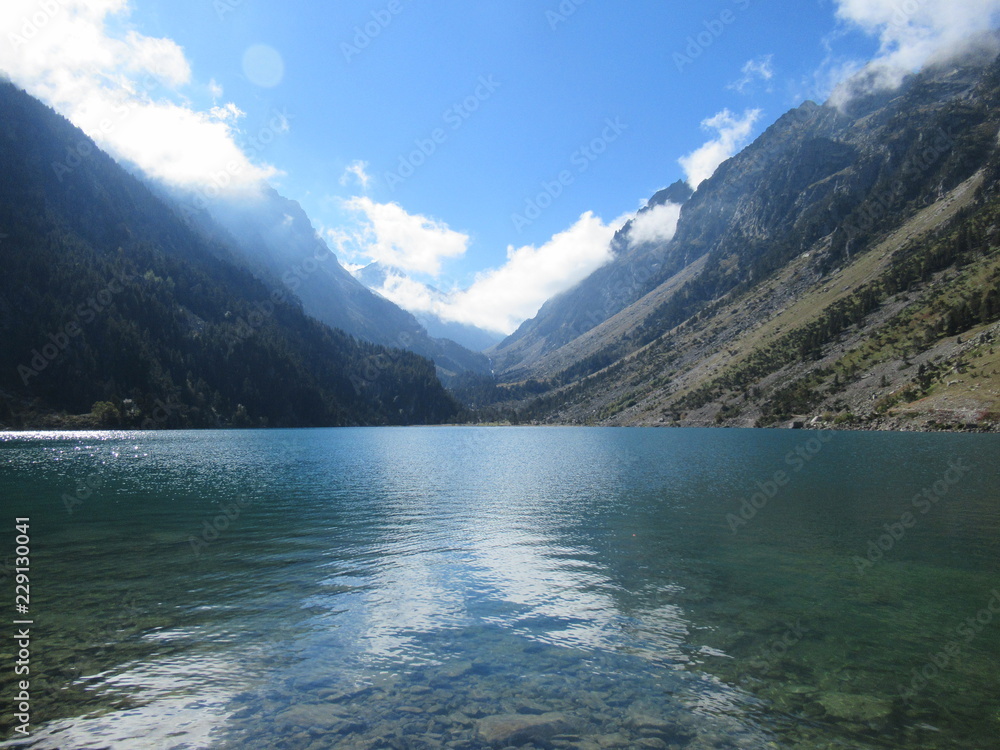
[160,185,493,381]
[488,180,695,377]
[464,53,1000,432]
[353,261,503,352]
[0,81,459,428]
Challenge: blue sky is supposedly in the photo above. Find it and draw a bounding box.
[137,0,868,267]
[4,0,999,333]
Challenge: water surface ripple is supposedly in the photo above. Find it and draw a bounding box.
[0,427,997,749]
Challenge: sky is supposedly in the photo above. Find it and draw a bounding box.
[3,0,1000,335]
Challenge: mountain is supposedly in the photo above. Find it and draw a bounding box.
[167,187,492,381]
[469,52,1000,431]
[354,262,503,352]
[412,312,503,353]
[0,82,459,428]
[488,179,693,379]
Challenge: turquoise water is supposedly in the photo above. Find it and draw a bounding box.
[0,426,997,749]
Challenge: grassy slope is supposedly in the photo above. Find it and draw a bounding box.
[516,170,1000,431]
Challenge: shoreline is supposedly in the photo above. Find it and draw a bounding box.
[1,418,996,434]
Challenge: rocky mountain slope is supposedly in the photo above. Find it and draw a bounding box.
[488,180,693,378]
[469,52,1000,431]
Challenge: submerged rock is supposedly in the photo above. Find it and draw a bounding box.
[275,703,352,729]
[477,711,572,746]
[513,699,550,715]
[441,660,475,679]
[625,712,695,743]
[593,732,631,748]
[818,691,892,724]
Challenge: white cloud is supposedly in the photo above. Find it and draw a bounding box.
[729,55,775,94]
[341,261,366,275]
[121,30,190,86]
[0,0,278,192]
[799,53,866,104]
[210,102,245,122]
[340,160,371,190]
[678,108,762,189]
[338,197,469,277]
[114,101,273,191]
[627,202,682,246]
[444,211,624,334]
[359,211,625,335]
[830,0,1000,103]
[367,271,445,317]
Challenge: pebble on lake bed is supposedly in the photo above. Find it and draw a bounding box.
[477,711,573,746]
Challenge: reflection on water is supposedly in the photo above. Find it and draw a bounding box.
[0,427,998,749]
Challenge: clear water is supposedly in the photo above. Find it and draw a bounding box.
[0,426,997,749]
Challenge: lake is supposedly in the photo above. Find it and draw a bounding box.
[0,426,998,749]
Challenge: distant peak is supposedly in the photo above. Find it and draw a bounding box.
[645,180,694,210]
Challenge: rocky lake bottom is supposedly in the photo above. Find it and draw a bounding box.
[1,427,997,749]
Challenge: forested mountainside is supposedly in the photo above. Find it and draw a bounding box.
[174,186,492,381]
[0,82,459,428]
[462,54,1000,431]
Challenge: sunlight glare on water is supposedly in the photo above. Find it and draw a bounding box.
[1,426,998,749]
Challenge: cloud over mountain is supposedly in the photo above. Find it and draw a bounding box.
[628,202,683,246]
[336,197,469,277]
[354,210,625,335]
[831,0,1000,103]
[679,108,762,189]
[1,0,277,192]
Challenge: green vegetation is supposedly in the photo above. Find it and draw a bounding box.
[459,59,1000,431]
[0,82,458,428]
